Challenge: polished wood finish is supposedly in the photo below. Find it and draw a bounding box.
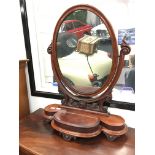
[50,105,128,139]
[49,4,131,140]
[52,110,101,138]
[100,114,125,126]
[102,124,128,136]
[44,104,61,116]
[19,60,30,120]
[61,105,126,131]
[20,109,135,155]
[51,121,101,138]
[54,110,100,128]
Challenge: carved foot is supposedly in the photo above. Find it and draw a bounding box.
[104,133,118,141]
[62,133,76,141]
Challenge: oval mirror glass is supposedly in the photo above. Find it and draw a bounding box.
[56,9,113,94]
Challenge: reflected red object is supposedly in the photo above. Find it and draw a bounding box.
[88,74,95,82]
[62,20,93,39]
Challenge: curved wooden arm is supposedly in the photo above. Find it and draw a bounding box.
[112,39,131,85]
[102,39,131,99]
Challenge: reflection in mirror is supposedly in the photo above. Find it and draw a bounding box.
[57,10,113,93]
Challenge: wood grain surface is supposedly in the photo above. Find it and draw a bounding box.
[19,108,135,155]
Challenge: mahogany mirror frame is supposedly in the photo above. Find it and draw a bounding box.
[51,4,130,103]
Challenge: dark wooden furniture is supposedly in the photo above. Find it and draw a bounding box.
[19,108,135,155]
[19,60,30,120]
[44,4,131,141]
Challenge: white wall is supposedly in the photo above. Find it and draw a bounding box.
[19,0,135,128]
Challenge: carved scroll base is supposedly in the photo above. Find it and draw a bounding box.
[61,93,112,114]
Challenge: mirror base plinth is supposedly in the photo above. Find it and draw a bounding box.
[44,104,128,141]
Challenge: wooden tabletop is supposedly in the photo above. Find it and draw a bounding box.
[19,108,135,155]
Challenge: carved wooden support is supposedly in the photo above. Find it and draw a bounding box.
[120,38,131,55]
[61,92,112,113]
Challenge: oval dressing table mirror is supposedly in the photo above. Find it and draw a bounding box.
[44,4,131,141]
